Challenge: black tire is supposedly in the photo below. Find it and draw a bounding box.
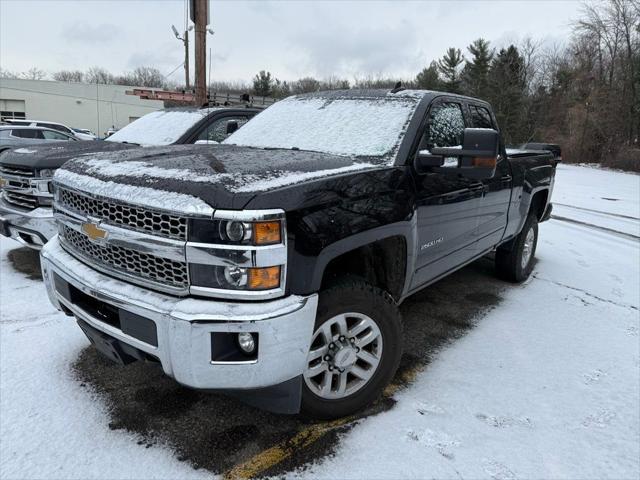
[300,277,402,420]
[495,213,538,282]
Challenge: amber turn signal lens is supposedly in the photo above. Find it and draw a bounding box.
[248,266,281,290]
[472,156,497,167]
[253,221,281,245]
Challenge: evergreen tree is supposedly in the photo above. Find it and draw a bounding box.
[487,45,526,143]
[437,48,464,93]
[415,61,441,90]
[461,38,493,98]
[252,70,273,97]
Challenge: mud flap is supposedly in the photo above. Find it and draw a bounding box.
[224,376,302,415]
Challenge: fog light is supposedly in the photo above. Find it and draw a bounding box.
[237,332,256,354]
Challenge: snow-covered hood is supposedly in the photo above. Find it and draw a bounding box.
[0,141,136,170]
[54,144,385,211]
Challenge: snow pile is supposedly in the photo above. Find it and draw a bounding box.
[106,110,211,146]
[224,96,420,160]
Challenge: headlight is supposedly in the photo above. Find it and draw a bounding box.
[189,218,282,245]
[190,265,281,291]
[38,169,56,178]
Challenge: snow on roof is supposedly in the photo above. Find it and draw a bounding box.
[105,109,211,146]
[224,93,422,160]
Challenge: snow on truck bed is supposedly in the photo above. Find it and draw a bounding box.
[1,164,638,479]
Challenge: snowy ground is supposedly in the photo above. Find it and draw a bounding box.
[1,164,638,479]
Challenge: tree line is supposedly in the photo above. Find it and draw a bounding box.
[0,66,168,89]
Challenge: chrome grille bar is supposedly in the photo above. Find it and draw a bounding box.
[60,225,189,290]
[0,165,34,177]
[57,187,187,240]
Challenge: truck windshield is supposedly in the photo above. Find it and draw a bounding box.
[224,94,421,160]
[106,110,209,146]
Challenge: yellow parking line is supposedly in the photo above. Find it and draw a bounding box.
[223,364,424,480]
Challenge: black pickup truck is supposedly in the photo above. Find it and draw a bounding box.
[0,106,258,248]
[41,90,555,418]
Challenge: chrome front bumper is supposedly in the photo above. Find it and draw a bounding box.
[41,237,318,390]
[0,198,56,249]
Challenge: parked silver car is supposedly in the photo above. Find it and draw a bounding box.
[0,125,78,152]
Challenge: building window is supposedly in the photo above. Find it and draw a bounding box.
[1,111,26,121]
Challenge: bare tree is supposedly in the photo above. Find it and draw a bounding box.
[85,66,114,84]
[20,67,46,80]
[53,70,84,82]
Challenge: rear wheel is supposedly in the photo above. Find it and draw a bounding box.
[300,278,402,419]
[495,213,538,282]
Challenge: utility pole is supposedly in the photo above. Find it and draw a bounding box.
[171,24,192,89]
[184,30,190,89]
[193,0,208,106]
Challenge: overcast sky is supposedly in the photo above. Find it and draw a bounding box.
[1,0,581,84]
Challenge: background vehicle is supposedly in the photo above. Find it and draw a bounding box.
[4,119,95,141]
[42,90,555,418]
[0,106,258,248]
[0,125,77,151]
[72,128,97,140]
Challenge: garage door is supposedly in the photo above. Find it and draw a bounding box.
[0,99,26,121]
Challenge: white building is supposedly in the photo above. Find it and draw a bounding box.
[0,78,163,137]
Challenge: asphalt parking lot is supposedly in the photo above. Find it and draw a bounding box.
[9,246,506,479]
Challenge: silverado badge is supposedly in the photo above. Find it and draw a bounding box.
[82,222,108,242]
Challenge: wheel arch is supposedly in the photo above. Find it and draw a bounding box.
[309,223,415,303]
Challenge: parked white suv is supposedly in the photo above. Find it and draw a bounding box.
[4,119,95,141]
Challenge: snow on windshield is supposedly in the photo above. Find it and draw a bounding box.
[223,95,421,160]
[106,110,210,146]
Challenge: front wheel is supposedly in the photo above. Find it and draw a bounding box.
[495,213,538,282]
[300,278,402,419]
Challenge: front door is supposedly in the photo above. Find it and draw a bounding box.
[410,99,483,291]
[466,103,513,252]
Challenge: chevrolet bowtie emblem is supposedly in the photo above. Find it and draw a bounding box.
[82,222,108,242]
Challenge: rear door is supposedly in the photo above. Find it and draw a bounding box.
[467,102,512,252]
[409,98,484,290]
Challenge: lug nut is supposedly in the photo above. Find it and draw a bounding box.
[323,355,331,361]
[355,347,361,353]
[328,342,336,350]
[339,335,346,342]
[349,337,356,343]
[328,365,334,371]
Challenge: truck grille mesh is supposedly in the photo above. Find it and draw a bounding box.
[58,188,187,240]
[61,225,189,289]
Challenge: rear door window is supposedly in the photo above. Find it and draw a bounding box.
[469,105,494,129]
[11,128,43,139]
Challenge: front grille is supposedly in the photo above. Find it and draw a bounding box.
[0,165,34,177]
[61,225,189,289]
[58,188,187,240]
[3,191,38,209]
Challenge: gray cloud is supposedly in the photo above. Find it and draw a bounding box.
[61,22,122,44]
[290,21,422,78]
